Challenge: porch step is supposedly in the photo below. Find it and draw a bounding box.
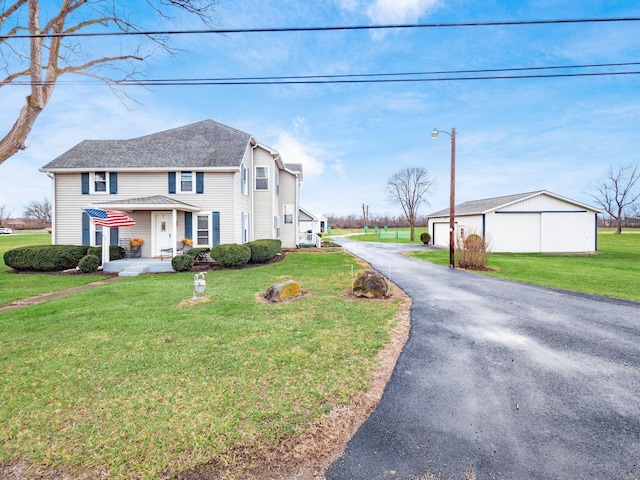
[118,265,148,277]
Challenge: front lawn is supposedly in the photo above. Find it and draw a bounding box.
[408,232,640,302]
[0,233,104,306]
[0,250,404,478]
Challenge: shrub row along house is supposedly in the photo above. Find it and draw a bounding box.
[427,190,601,253]
[40,120,307,260]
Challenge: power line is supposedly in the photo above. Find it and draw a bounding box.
[2,17,639,39]
[8,62,640,86]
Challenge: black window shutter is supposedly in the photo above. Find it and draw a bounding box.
[82,211,90,245]
[168,172,176,194]
[109,172,118,194]
[212,212,220,246]
[196,172,204,194]
[184,212,192,239]
[81,173,90,194]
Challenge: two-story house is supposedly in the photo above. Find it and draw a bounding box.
[40,120,304,256]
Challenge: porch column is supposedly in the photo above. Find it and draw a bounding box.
[102,226,110,265]
[172,209,177,257]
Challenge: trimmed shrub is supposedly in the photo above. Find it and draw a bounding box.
[246,239,281,263]
[78,254,100,273]
[211,243,251,268]
[4,245,89,272]
[186,247,210,260]
[171,254,194,272]
[87,246,126,263]
[420,232,431,244]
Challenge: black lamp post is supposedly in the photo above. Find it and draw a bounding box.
[432,127,456,269]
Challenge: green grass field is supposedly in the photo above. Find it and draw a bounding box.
[408,231,640,302]
[0,233,104,306]
[0,234,403,478]
[327,227,429,244]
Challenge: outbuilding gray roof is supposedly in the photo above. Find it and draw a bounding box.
[42,119,253,170]
[428,190,546,217]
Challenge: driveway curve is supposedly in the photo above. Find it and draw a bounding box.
[325,238,640,480]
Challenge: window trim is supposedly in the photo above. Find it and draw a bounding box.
[241,164,249,196]
[283,204,294,225]
[255,166,269,191]
[195,213,211,247]
[179,171,195,194]
[93,171,109,194]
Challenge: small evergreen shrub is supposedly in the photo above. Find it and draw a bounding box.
[246,239,281,263]
[171,254,194,272]
[186,247,210,260]
[4,245,89,272]
[420,232,431,244]
[78,254,100,273]
[211,243,251,268]
[87,246,126,263]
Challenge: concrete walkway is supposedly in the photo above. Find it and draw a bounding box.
[326,238,640,480]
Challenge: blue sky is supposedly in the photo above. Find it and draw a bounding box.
[1,0,639,220]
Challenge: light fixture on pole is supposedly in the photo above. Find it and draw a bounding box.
[432,127,456,269]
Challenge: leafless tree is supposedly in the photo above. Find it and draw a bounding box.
[0,0,217,165]
[386,166,435,241]
[23,197,51,224]
[588,163,640,234]
[0,204,13,226]
[362,203,369,227]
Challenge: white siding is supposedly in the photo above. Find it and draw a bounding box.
[488,212,542,253]
[253,148,276,241]
[279,170,298,248]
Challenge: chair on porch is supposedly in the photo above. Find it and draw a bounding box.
[160,241,191,261]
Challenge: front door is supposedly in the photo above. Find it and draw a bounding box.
[153,212,173,256]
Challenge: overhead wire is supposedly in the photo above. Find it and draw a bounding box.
[1,17,640,39]
[8,62,640,86]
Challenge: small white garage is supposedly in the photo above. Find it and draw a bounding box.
[426,190,602,253]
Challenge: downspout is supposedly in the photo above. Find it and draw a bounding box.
[47,172,55,245]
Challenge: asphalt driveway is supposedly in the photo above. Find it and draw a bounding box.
[325,238,640,480]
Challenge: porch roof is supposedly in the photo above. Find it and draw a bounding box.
[87,195,201,212]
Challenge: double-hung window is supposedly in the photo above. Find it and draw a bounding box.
[94,172,107,192]
[196,214,209,246]
[180,172,193,193]
[283,204,294,224]
[255,166,269,191]
[241,165,249,195]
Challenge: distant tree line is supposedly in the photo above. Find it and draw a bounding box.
[326,213,429,229]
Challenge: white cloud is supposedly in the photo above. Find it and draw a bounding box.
[274,131,325,178]
[366,0,439,24]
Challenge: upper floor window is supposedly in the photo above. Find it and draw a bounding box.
[283,204,293,224]
[256,166,269,191]
[241,165,249,195]
[180,172,193,193]
[275,170,280,195]
[94,172,107,192]
[82,172,117,194]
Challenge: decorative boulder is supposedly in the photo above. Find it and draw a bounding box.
[264,279,302,303]
[353,270,389,298]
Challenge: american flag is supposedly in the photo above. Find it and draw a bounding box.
[84,208,136,227]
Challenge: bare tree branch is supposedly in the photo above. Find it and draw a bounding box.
[588,163,640,234]
[387,167,436,241]
[0,0,219,165]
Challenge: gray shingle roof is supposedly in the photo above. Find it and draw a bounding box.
[42,120,253,170]
[428,191,546,217]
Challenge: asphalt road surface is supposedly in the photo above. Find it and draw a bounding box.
[325,238,640,480]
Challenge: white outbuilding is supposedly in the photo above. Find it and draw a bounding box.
[426,190,602,253]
